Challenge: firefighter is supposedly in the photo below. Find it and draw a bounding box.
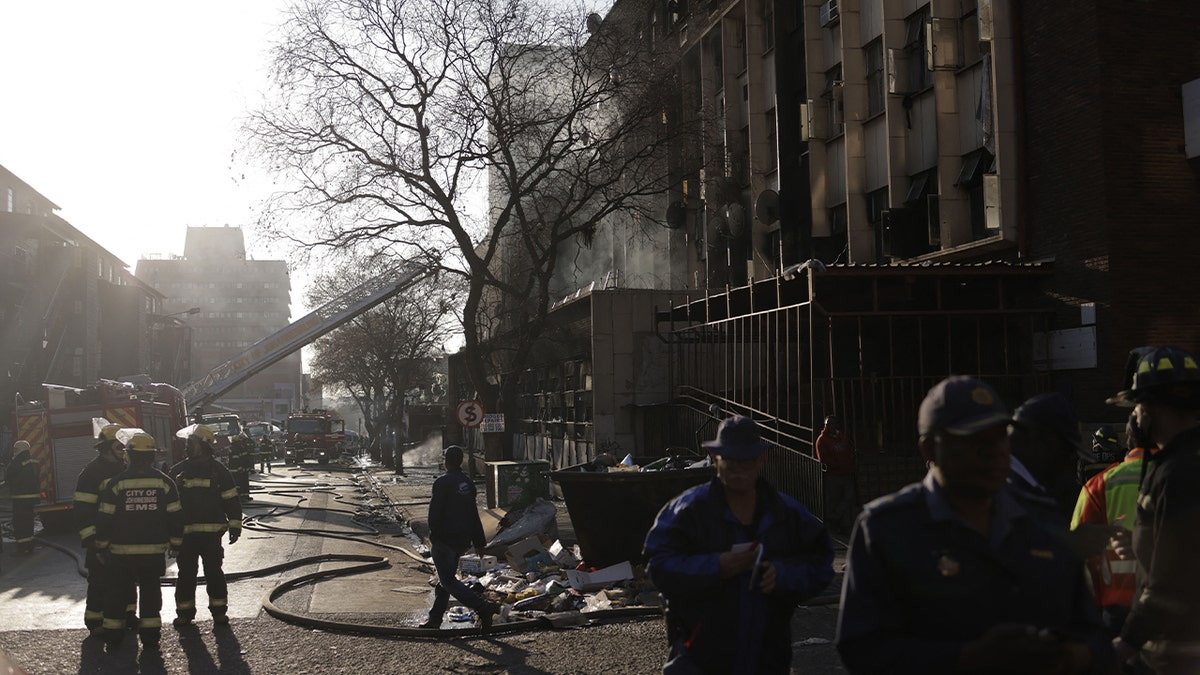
[227,432,254,502]
[6,439,42,554]
[257,433,273,474]
[74,424,133,636]
[169,425,242,627]
[95,432,183,652]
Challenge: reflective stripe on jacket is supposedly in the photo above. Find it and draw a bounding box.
[1071,448,1146,608]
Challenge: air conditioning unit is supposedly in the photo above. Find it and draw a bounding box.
[926,194,941,247]
[926,17,962,71]
[819,0,840,28]
[886,48,910,95]
[983,174,1001,231]
[978,0,994,42]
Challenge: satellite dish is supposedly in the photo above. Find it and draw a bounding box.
[722,203,746,238]
[586,13,602,34]
[755,189,779,225]
[665,201,686,229]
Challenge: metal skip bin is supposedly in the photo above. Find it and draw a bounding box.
[550,459,715,568]
[488,460,550,509]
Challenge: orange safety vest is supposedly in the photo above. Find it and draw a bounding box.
[1070,448,1147,608]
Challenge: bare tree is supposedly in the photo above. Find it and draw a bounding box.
[307,256,462,466]
[248,0,695,454]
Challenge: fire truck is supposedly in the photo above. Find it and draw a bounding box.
[282,409,345,465]
[9,264,433,532]
[12,379,188,532]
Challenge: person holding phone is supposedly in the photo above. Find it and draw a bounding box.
[644,415,834,674]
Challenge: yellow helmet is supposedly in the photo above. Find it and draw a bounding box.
[189,425,216,445]
[126,432,158,453]
[95,423,123,448]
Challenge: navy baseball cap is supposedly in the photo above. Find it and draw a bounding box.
[702,415,769,459]
[1013,392,1081,449]
[918,376,1012,437]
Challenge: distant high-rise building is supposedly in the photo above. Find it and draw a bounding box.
[135,226,300,421]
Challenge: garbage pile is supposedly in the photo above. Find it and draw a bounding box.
[585,452,709,473]
[437,498,663,625]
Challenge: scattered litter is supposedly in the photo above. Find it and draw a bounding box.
[447,606,475,622]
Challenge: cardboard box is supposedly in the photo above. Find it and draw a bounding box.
[458,554,499,576]
[566,561,634,592]
[505,536,553,573]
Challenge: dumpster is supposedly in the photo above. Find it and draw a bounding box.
[486,460,550,509]
[550,458,715,568]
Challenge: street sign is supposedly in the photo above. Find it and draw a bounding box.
[456,400,484,428]
[481,413,505,433]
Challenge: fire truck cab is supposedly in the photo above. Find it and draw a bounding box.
[283,409,345,465]
[12,379,187,533]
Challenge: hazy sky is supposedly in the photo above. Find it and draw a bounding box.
[1,1,291,268]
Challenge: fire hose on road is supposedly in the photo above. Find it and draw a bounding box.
[31,464,665,639]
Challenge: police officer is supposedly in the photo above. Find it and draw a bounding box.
[74,424,132,636]
[95,432,183,652]
[6,439,41,554]
[1108,347,1200,674]
[227,432,254,502]
[836,376,1112,674]
[169,425,242,627]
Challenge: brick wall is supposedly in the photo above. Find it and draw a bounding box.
[1020,0,1200,422]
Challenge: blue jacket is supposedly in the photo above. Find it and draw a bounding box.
[428,468,485,552]
[836,471,1112,674]
[644,477,834,674]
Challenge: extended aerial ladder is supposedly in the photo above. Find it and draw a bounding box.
[181,263,434,412]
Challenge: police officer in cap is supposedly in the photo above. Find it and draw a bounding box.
[837,376,1112,674]
[74,424,131,636]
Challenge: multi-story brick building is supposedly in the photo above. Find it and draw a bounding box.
[135,226,302,421]
[0,163,168,438]
[462,0,1200,509]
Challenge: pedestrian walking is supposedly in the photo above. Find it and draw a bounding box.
[418,445,499,633]
[644,415,834,674]
[74,424,131,636]
[1107,346,1200,674]
[1071,413,1148,637]
[836,376,1112,674]
[815,414,857,532]
[95,432,183,652]
[6,439,41,554]
[169,425,242,628]
[228,432,254,502]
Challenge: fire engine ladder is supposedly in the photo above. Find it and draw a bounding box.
[181,263,434,412]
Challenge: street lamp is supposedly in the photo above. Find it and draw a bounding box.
[164,307,202,319]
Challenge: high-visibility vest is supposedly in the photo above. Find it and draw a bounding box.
[1071,447,1147,608]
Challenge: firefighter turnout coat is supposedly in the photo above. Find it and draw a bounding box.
[169,457,242,538]
[95,465,184,558]
[75,457,126,549]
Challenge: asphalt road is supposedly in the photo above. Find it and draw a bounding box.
[0,460,848,674]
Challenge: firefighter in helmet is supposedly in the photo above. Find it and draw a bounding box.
[1077,425,1125,485]
[1108,347,1200,673]
[227,431,254,502]
[6,439,42,554]
[169,425,241,627]
[74,424,134,637]
[95,432,183,652]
